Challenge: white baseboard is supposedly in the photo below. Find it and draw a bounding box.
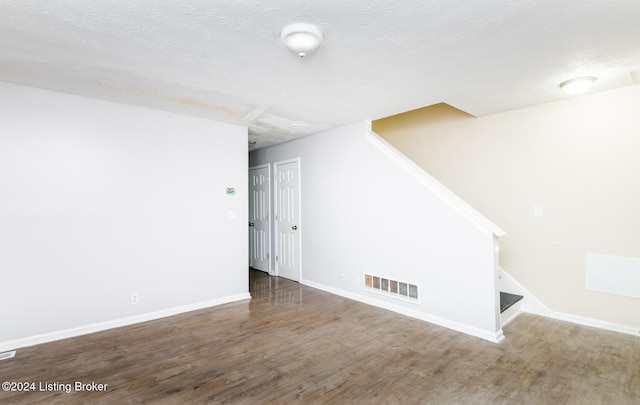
[301,278,505,344]
[500,268,639,337]
[524,308,640,337]
[0,293,251,352]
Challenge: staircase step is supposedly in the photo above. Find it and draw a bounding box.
[500,292,523,313]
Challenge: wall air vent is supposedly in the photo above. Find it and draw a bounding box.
[0,351,16,360]
[364,274,419,303]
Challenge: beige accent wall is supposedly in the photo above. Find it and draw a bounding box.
[373,85,640,329]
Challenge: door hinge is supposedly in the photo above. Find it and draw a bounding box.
[276,255,278,262]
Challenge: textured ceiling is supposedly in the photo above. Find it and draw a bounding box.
[1,1,639,150]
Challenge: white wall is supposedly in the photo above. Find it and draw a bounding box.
[250,121,504,342]
[374,84,640,332]
[0,82,249,349]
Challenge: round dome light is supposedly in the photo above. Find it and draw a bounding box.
[560,76,597,95]
[280,23,324,58]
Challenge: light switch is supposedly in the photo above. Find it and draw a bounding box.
[227,210,237,219]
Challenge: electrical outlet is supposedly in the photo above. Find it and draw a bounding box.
[131,293,139,305]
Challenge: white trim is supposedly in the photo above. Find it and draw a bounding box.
[273,157,302,281]
[500,268,640,337]
[365,130,505,239]
[249,164,272,274]
[302,278,505,344]
[499,267,551,316]
[500,300,523,327]
[524,308,640,337]
[0,293,251,352]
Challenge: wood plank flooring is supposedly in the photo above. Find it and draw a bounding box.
[1,269,639,404]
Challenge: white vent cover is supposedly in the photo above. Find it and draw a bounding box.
[0,351,16,360]
[364,274,419,302]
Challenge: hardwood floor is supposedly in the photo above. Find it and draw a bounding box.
[1,269,639,404]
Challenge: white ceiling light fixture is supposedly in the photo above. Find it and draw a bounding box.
[560,76,597,95]
[280,23,323,58]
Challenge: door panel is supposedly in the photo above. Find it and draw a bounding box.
[275,160,300,282]
[249,165,270,272]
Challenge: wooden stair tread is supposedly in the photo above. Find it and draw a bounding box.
[500,292,523,313]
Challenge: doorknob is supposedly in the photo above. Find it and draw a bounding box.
[249,222,254,227]
[292,225,298,230]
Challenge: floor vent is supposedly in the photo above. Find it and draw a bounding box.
[364,274,419,302]
[0,351,16,361]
